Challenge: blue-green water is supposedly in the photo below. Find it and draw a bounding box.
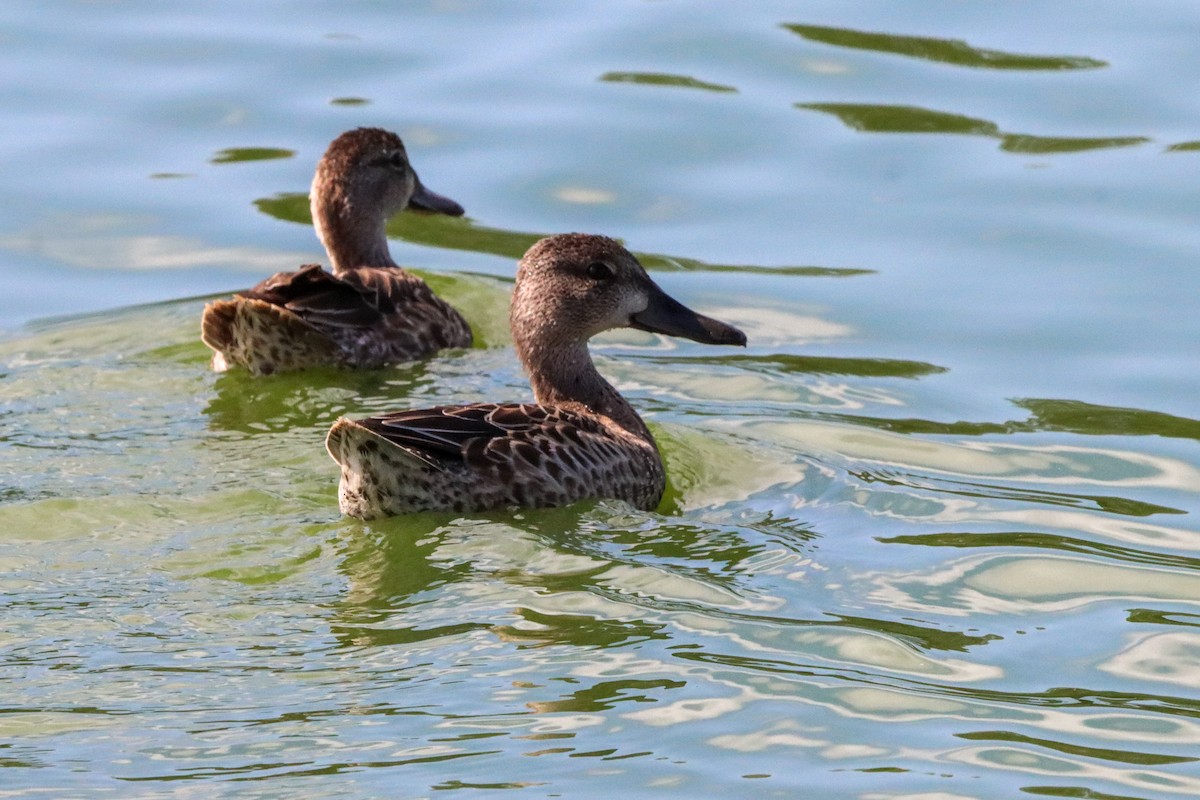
[2,2,1199,798]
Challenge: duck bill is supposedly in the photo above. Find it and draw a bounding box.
[630,281,747,346]
[409,175,465,216]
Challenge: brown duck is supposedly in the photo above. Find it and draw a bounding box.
[201,127,471,374]
[326,233,746,518]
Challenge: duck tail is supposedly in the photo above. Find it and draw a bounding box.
[326,417,436,519]
[325,417,404,465]
[325,417,361,466]
[201,299,238,353]
[200,297,334,374]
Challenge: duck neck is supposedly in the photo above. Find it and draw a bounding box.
[517,337,654,445]
[311,194,397,274]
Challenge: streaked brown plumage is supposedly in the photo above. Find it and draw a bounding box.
[326,233,747,518]
[201,127,471,374]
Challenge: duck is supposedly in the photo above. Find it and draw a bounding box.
[201,127,472,374]
[325,233,747,518]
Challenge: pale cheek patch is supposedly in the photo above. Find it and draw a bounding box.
[617,287,649,323]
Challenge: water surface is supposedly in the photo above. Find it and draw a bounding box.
[1,2,1198,798]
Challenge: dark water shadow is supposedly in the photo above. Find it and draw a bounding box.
[1023,784,1189,798]
[881,530,1199,571]
[825,613,998,653]
[1014,399,1200,441]
[211,146,296,164]
[798,102,1148,154]
[783,23,1107,71]
[255,193,869,277]
[494,609,670,652]
[644,353,948,380]
[522,675,684,715]
[1126,609,1200,629]
[674,647,1200,719]
[855,469,1186,517]
[817,398,1200,443]
[599,71,737,93]
[1000,134,1149,154]
[803,103,1000,136]
[955,729,1196,766]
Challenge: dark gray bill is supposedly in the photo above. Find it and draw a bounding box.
[409,176,465,216]
[630,280,747,346]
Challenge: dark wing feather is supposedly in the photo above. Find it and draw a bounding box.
[358,404,534,461]
[239,264,435,333]
[355,402,613,471]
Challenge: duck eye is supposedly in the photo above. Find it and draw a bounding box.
[586,261,614,281]
[387,151,408,170]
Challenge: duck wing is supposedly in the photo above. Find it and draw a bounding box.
[240,264,440,332]
[356,403,603,470]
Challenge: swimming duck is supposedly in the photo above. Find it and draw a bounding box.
[201,127,472,374]
[326,233,747,518]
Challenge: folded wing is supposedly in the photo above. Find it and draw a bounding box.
[240,264,440,334]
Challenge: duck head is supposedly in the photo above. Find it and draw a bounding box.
[510,233,747,354]
[310,127,463,272]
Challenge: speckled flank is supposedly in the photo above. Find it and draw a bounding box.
[200,127,470,373]
[326,233,747,517]
[327,405,663,518]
